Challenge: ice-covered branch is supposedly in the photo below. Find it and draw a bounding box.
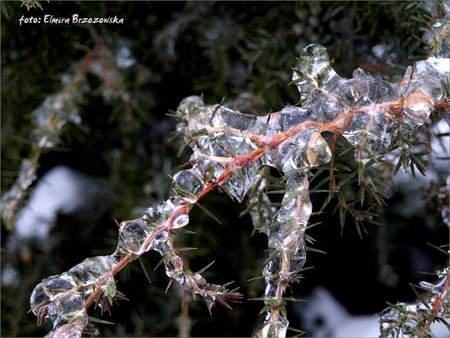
[1,42,134,230]
[30,43,449,336]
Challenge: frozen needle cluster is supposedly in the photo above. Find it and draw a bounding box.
[380,267,450,337]
[30,44,449,336]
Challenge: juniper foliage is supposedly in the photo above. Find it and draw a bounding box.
[1,1,449,337]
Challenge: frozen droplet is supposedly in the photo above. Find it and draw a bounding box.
[42,274,76,295]
[144,200,176,225]
[81,255,116,278]
[172,169,205,203]
[172,211,189,229]
[403,101,433,127]
[59,293,85,319]
[192,273,206,287]
[150,232,171,256]
[306,132,331,167]
[30,282,50,315]
[118,219,152,254]
[51,293,85,331]
[47,316,87,338]
[68,262,96,286]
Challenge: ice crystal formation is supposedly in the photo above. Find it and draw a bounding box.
[29,43,449,337]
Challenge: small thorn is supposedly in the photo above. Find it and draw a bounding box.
[195,202,221,224]
[202,296,213,315]
[165,279,174,294]
[196,260,215,275]
[154,258,164,271]
[138,257,152,284]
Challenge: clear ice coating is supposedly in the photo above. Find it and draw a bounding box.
[30,40,449,336]
[172,169,205,203]
[118,219,153,254]
[29,255,117,335]
[292,43,340,103]
[261,312,289,338]
[380,267,450,337]
[263,173,311,304]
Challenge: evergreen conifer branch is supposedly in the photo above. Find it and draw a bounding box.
[28,40,449,335]
[1,42,134,230]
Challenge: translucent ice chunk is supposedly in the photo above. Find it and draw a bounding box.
[279,105,317,130]
[144,200,177,225]
[118,219,152,254]
[211,105,257,130]
[43,274,77,295]
[81,255,116,278]
[172,169,205,203]
[399,60,445,127]
[306,132,332,167]
[176,96,205,122]
[286,239,307,273]
[56,293,85,326]
[68,262,97,286]
[30,282,50,315]
[343,112,388,163]
[222,161,260,202]
[262,312,289,338]
[309,90,347,123]
[264,280,278,303]
[276,128,317,173]
[227,135,258,156]
[293,43,341,102]
[263,253,282,278]
[150,232,171,256]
